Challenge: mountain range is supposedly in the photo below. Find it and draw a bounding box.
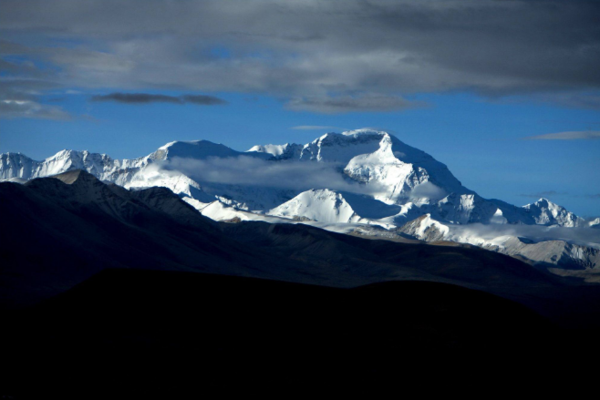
[3,159,600,396]
[1,129,598,279]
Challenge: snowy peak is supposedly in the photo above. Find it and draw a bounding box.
[299,130,386,163]
[523,198,585,227]
[0,152,36,180]
[268,189,362,224]
[153,140,243,161]
[247,143,303,160]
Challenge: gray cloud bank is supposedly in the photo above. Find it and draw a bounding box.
[0,99,70,120]
[91,93,227,105]
[524,131,600,140]
[1,0,599,115]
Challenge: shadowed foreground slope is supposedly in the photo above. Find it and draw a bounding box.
[3,269,563,397]
[2,171,600,395]
[0,170,558,309]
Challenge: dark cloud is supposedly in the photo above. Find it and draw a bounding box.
[92,93,180,104]
[286,94,424,113]
[524,131,600,140]
[0,1,599,112]
[91,93,227,105]
[180,94,227,105]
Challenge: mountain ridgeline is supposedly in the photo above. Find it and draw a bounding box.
[0,129,591,226]
[1,129,598,276]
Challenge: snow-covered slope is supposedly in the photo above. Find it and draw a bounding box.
[247,143,303,160]
[269,189,363,224]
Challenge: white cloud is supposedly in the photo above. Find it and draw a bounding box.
[449,223,600,249]
[167,156,386,196]
[0,99,71,120]
[409,182,447,201]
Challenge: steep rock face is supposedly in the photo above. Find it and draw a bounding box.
[396,214,449,242]
[433,193,502,225]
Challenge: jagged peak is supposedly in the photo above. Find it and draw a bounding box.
[1,152,31,160]
[246,143,302,157]
[159,139,221,149]
[524,197,563,209]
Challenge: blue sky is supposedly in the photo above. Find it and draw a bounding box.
[1,0,599,217]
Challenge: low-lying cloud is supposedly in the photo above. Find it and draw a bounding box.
[91,93,227,105]
[166,156,387,196]
[449,223,600,249]
[409,182,447,201]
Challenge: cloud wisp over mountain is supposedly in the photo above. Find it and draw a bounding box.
[449,223,600,250]
[91,93,227,105]
[2,0,599,114]
[165,156,388,197]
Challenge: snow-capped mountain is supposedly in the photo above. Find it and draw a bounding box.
[0,129,596,227]
[2,128,598,278]
[523,198,586,227]
[1,129,592,228]
[394,213,600,281]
